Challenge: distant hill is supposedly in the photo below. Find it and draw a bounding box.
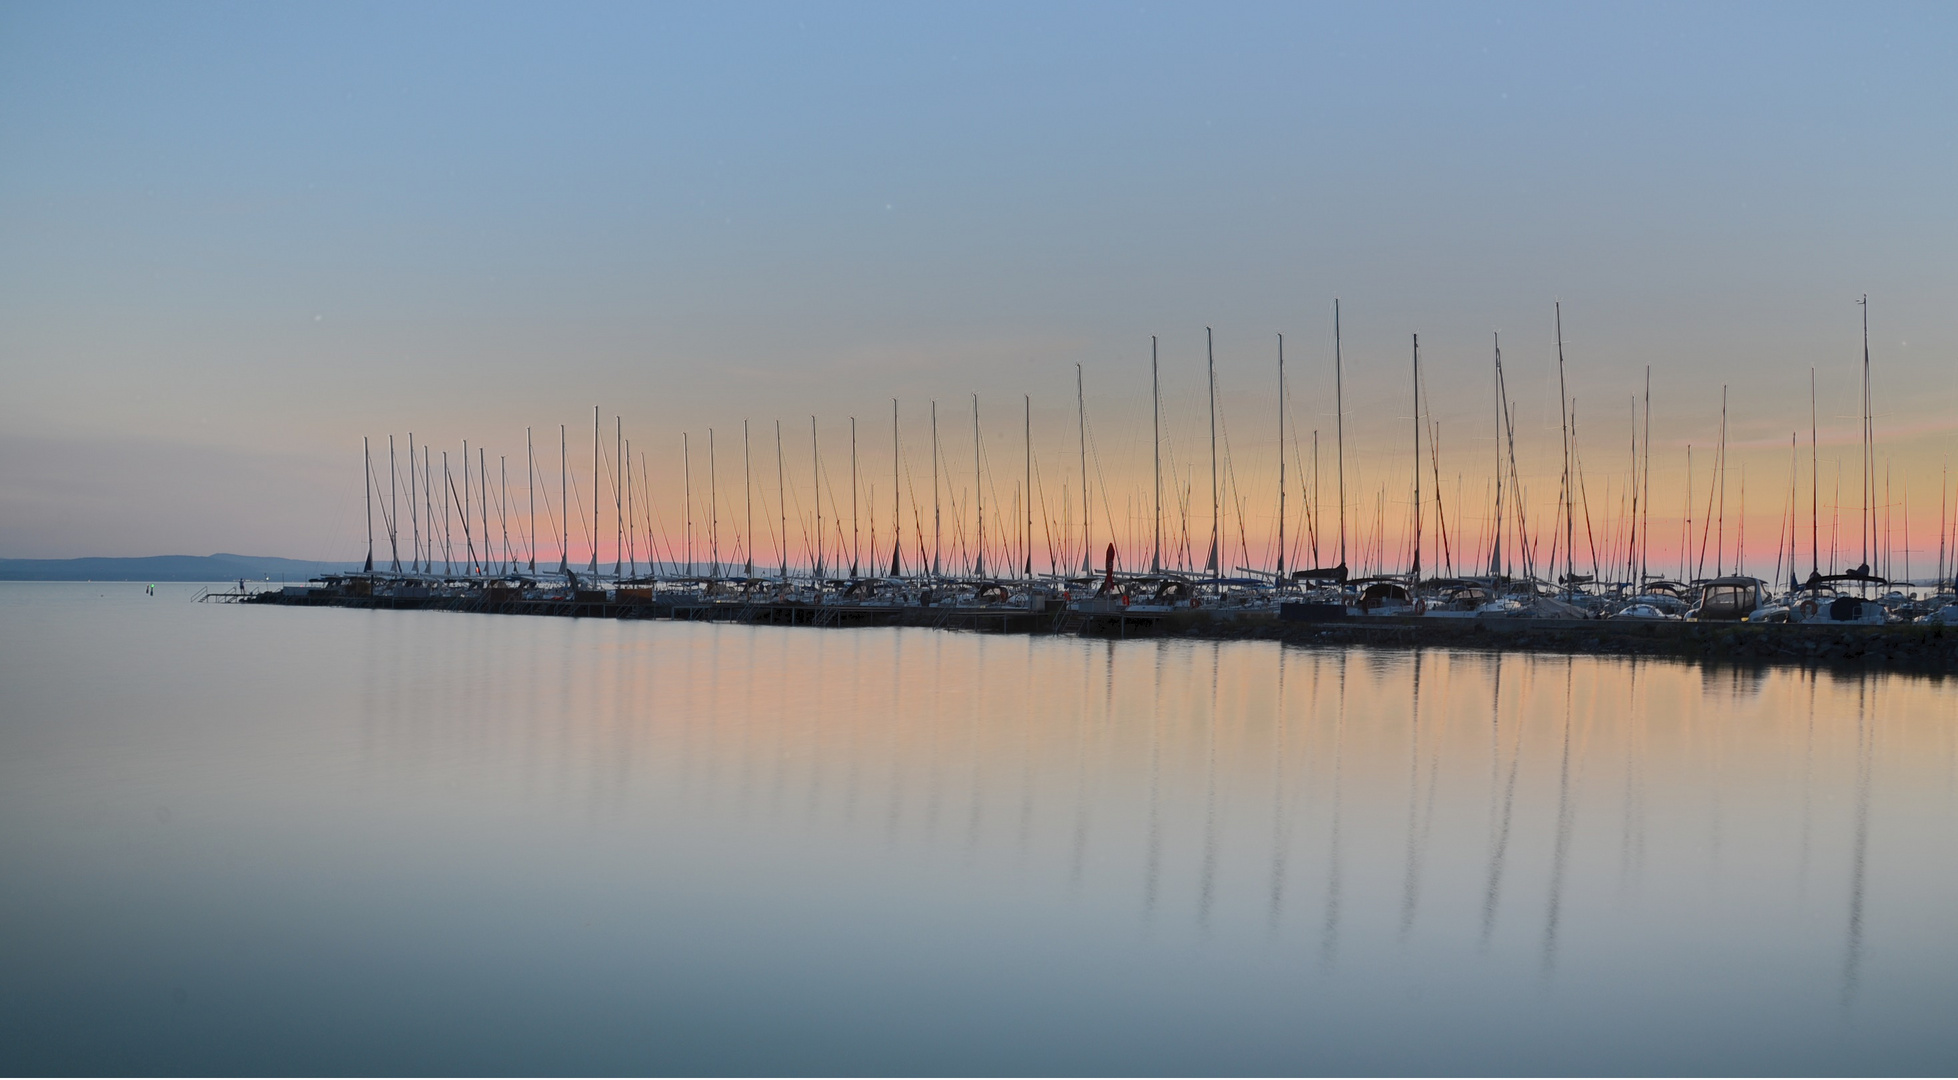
[0,553,363,582]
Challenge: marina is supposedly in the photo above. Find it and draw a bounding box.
[242,300,1958,670]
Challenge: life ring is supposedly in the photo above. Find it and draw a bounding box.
[1191,597,1202,609]
[1413,597,1427,615]
[1799,599,1818,618]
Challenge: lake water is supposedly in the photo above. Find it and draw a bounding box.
[2,581,1955,1075]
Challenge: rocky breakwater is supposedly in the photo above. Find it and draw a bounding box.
[1146,609,1958,673]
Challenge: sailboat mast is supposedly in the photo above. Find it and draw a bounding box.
[501,454,510,574]
[614,417,623,577]
[1152,336,1162,573]
[1641,367,1651,585]
[745,420,754,579]
[461,440,471,573]
[363,437,374,573]
[1277,333,1286,583]
[1024,394,1033,579]
[850,417,859,578]
[931,401,941,578]
[388,435,400,572]
[622,444,631,578]
[1807,369,1818,579]
[1490,333,1503,578]
[526,427,535,573]
[973,394,984,578]
[1790,434,1800,588]
[1412,333,1422,582]
[479,446,488,575]
[1077,366,1089,574]
[589,407,599,578]
[1861,294,1874,581]
[1334,304,1347,574]
[812,416,822,582]
[775,420,786,580]
[409,433,420,572]
[682,433,692,578]
[709,428,719,578]
[558,425,568,574]
[1556,303,1572,593]
[891,400,901,577]
[1207,326,1219,590]
[1716,386,1729,577]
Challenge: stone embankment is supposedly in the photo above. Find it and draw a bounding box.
[244,590,1958,673]
[1168,610,1958,672]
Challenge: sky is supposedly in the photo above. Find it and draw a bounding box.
[3,1,1956,579]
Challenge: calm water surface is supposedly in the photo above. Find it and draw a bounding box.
[2,582,1955,1075]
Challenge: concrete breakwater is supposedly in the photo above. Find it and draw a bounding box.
[242,589,1958,673]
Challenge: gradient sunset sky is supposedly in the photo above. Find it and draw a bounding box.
[3,2,1955,577]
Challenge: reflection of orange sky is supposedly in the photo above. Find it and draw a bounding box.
[355,624,1957,948]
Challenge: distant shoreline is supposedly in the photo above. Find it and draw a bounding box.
[0,554,360,582]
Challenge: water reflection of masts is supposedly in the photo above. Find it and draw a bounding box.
[886,633,909,838]
[964,637,987,854]
[1480,655,1525,948]
[1398,651,1436,939]
[1197,642,1222,932]
[1267,646,1290,934]
[1069,640,1113,891]
[1843,674,1874,1007]
[1542,657,1580,976]
[1798,667,1816,898]
[1016,638,1037,859]
[1321,650,1347,967]
[1143,641,1165,926]
[1618,656,1647,897]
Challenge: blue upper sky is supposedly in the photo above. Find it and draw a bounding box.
[3,2,1954,559]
